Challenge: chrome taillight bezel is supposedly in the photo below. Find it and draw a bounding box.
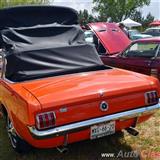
[36,111,56,130]
[145,91,159,105]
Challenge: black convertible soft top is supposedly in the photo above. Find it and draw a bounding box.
[0,5,78,30]
[1,6,107,82]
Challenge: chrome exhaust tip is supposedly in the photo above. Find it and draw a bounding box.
[125,127,139,136]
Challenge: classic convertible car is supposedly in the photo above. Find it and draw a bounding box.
[0,6,160,154]
[101,37,160,80]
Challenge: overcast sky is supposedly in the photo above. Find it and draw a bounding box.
[53,0,160,20]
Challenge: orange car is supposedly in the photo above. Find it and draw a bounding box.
[0,6,160,154]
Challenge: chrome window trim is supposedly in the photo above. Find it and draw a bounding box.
[155,44,160,58]
[28,103,160,139]
[0,49,6,79]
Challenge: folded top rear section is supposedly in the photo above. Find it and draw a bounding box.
[1,6,106,82]
[0,5,78,47]
[0,5,78,30]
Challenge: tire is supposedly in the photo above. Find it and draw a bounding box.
[6,116,32,154]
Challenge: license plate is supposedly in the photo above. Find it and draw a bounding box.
[90,121,115,139]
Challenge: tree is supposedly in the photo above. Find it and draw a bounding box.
[131,11,154,30]
[130,11,144,24]
[0,0,49,8]
[142,13,154,29]
[78,9,96,26]
[93,0,151,22]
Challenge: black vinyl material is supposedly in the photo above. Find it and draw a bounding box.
[2,24,107,82]
[0,5,78,30]
[0,5,79,47]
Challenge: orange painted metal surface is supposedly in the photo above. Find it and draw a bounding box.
[0,68,160,148]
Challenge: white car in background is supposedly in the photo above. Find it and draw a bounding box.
[84,30,94,43]
[143,27,160,37]
[128,29,152,40]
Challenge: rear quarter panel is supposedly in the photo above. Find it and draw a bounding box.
[0,79,41,138]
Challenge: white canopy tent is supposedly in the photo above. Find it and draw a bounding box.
[120,18,142,28]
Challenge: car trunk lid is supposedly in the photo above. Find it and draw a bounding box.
[20,69,156,126]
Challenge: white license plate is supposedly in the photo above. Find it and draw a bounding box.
[90,121,115,139]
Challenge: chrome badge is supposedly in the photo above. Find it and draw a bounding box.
[59,107,68,113]
[100,101,108,111]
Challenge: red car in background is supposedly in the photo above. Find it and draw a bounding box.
[86,22,131,55]
[101,37,160,79]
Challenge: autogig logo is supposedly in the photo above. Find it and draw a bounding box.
[141,150,160,159]
[101,150,160,159]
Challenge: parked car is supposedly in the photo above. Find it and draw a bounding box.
[0,6,160,154]
[128,29,152,40]
[86,22,131,55]
[101,37,160,79]
[143,27,160,37]
[84,30,94,43]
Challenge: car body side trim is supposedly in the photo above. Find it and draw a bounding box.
[28,103,160,139]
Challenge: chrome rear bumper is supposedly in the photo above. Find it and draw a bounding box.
[28,103,160,139]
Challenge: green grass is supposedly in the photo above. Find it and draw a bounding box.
[0,111,160,160]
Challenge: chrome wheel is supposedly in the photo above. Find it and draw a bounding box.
[5,116,31,153]
[7,117,17,148]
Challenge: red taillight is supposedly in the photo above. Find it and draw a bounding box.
[145,91,159,105]
[36,111,56,130]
